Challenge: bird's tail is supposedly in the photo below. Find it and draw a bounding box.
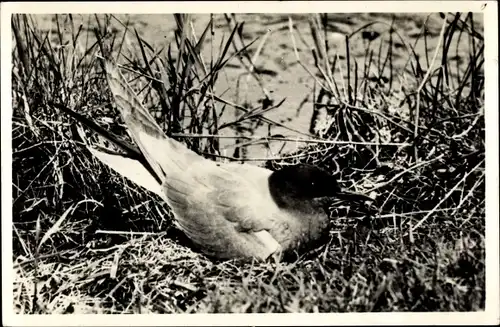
[53,100,165,197]
[103,60,205,183]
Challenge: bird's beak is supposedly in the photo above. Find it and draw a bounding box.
[335,190,375,202]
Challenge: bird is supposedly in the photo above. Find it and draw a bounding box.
[55,60,374,262]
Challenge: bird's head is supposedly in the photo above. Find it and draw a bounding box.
[268,164,373,207]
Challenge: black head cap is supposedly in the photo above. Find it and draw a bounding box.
[269,164,341,199]
[268,164,373,208]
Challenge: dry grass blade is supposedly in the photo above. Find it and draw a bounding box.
[36,204,75,252]
[12,14,30,79]
[410,159,484,232]
[413,14,449,162]
[288,16,329,93]
[223,14,271,99]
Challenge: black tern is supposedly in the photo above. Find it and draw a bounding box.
[56,61,373,261]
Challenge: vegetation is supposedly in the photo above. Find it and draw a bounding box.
[11,13,484,313]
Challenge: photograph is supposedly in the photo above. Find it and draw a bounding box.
[2,1,498,326]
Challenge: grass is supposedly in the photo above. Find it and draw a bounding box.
[11,13,485,313]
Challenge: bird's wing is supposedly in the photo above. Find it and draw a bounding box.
[53,103,165,197]
[87,147,164,198]
[104,61,280,259]
[104,60,205,182]
[163,161,281,259]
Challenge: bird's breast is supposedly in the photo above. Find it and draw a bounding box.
[238,169,330,251]
[269,201,330,252]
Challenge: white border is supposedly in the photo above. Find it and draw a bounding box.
[2,1,498,326]
[0,1,491,14]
